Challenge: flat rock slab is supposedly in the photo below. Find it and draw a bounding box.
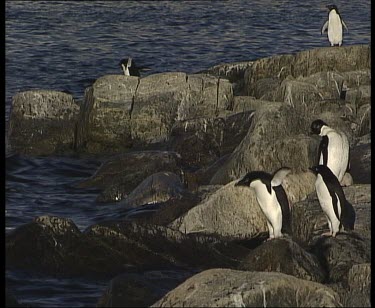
[151,268,341,307]
[8,90,79,155]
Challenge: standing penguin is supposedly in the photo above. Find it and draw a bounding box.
[321,4,349,47]
[235,167,292,240]
[310,119,350,185]
[309,165,355,237]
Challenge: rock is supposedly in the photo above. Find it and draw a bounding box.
[350,141,371,184]
[251,77,281,100]
[6,215,132,277]
[198,61,254,95]
[355,103,371,137]
[151,268,341,307]
[231,96,272,113]
[310,234,371,284]
[7,90,79,155]
[346,263,371,307]
[244,45,370,96]
[130,72,233,145]
[77,151,183,203]
[130,191,201,226]
[170,171,315,239]
[75,73,233,153]
[75,75,139,153]
[238,237,326,283]
[168,117,225,170]
[210,102,320,185]
[6,288,24,307]
[170,180,267,239]
[292,184,371,245]
[97,269,196,307]
[85,221,251,270]
[119,172,186,208]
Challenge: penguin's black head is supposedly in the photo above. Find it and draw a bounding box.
[326,4,339,13]
[310,119,327,135]
[119,58,132,68]
[235,171,271,187]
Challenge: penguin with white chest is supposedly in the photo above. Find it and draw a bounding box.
[309,164,355,237]
[321,4,348,47]
[235,167,292,240]
[310,119,350,185]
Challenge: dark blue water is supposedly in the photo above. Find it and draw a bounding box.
[5,1,371,307]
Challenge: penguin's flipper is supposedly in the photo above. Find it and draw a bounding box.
[127,57,133,67]
[271,167,291,187]
[342,20,349,32]
[321,20,329,34]
[318,136,328,166]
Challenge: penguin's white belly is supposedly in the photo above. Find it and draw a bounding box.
[328,14,343,45]
[254,185,281,223]
[315,176,341,223]
[324,132,349,182]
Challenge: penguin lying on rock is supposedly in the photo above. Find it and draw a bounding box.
[309,164,355,237]
[235,167,292,241]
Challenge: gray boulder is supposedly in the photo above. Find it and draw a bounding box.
[238,237,326,283]
[151,268,341,307]
[311,234,371,284]
[350,139,371,184]
[97,269,196,307]
[7,90,79,155]
[170,171,315,239]
[210,102,320,185]
[198,61,254,95]
[77,150,183,203]
[293,184,371,245]
[119,172,186,209]
[75,75,139,153]
[231,96,272,113]
[244,45,370,96]
[75,72,233,153]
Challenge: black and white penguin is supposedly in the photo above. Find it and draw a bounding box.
[309,164,355,237]
[321,4,349,47]
[119,58,149,77]
[310,119,350,185]
[235,167,292,240]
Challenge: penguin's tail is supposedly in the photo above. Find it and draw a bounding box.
[341,201,356,231]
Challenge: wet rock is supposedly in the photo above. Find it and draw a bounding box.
[151,268,341,307]
[77,151,183,203]
[97,269,196,307]
[7,90,79,155]
[85,221,251,270]
[238,237,326,283]
[310,234,371,284]
[6,216,132,277]
[75,75,138,153]
[119,172,186,208]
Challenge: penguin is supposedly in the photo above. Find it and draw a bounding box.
[119,58,150,77]
[235,167,292,240]
[321,4,349,47]
[309,164,355,237]
[310,119,350,185]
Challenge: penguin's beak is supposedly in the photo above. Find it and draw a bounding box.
[235,178,248,187]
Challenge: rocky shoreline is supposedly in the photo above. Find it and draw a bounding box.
[6,44,371,307]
